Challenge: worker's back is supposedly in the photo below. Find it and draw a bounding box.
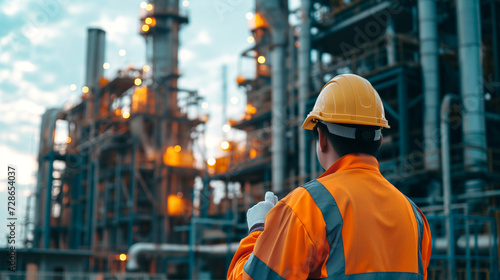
[242,153,432,279]
[309,153,427,276]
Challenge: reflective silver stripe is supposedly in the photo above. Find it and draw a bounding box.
[405,196,424,276]
[243,253,285,280]
[302,180,346,277]
[319,271,423,280]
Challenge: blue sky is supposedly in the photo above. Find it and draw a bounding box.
[0,0,258,247]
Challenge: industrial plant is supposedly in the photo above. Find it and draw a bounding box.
[1,0,500,279]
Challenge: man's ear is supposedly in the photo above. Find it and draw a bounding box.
[317,126,329,152]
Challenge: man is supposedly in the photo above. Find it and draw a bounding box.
[227,74,432,280]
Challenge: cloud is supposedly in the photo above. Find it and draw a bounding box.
[0,132,20,142]
[14,60,37,72]
[0,144,38,186]
[0,52,10,63]
[0,1,26,16]
[195,30,212,45]
[90,15,134,45]
[0,98,46,125]
[179,48,195,63]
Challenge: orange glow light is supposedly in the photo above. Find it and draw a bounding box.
[207,158,216,166]
[246,104,257,114]
[146,3,153,11]
[220,141,230,151]
[119,254,127,261]
[167,194,184,216]
[142,24,150,32]
[174,145,182,152]
[66,137,71,144]
[250,148,257,159]
[122,111,130,119]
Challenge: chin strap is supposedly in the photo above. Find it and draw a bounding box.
[320,121,381,141]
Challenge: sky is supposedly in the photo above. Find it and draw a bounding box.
[0,0,260,247]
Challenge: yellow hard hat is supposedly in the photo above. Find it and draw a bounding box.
[302,74,390,130]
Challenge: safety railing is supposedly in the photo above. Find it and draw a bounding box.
[380,143,500,183]
[426,214,499,280]
[317,33,420,81]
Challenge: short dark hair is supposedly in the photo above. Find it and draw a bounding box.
[313,122,382,157]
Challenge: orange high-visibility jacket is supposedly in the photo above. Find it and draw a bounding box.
[227,154,432,280]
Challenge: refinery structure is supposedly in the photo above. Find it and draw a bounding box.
[1,0,500,279]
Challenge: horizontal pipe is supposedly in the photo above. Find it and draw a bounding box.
[127,242,240,271]
[433,235,494,255]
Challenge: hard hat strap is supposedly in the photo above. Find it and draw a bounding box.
[320,121,381,141]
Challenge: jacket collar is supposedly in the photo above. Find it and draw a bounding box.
[318,153,380,179]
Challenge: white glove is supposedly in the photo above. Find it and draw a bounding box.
[247,191,279,232]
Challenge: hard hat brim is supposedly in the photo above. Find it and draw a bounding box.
[302,112,391,130]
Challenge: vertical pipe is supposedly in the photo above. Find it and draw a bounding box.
[456,0,488,211]
[441,93,459,280]
[397,74,408,165]
[222,65,228,125]
[128,137,137,247]
[491,0,500,84]
[258,0,288,195]
[85,28,105,90]
[419,0,440,171]
[288,26,296,155]
[85,28,105,121]
[271,43,286,194]
[43,155,54,249]
[386,19,396,66]
[298,0,311,185]
[85,160,93,248]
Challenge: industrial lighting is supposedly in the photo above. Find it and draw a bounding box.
[220,141,230,151]
[145,17,153,25]
[70,84,77,91]
[182,0,189,7]
[140,1,147,9]
[250,148,257,159]
[142,24,150,32]
[82,86,89,93]
[246,104,257,114]
[143,65,150,72]
[257,55,266,64]
[103,62,110,69]
[146,3,153,11]
[119,254,127,261]
[119,49,126,56]
[207,157,216,166]
[174,145,182,152]
[201,102,209,109]
[222,124,231,133]
[134,78,142,86]
[122,111,130,119]
[115,108,122,116]
[230,97,238,104]
[246,12,254,20]
[67,137,71,144]
[247,36,255,43]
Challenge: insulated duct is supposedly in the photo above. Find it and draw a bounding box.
[433,235,495,255]
[419,0,440,171]
[257,0,288,194]
[126,242,240,271]
[456,0,488,211]
[298,0,311,184]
